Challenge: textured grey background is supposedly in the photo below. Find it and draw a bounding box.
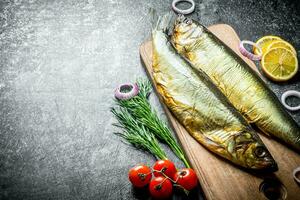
[0,0,299,200]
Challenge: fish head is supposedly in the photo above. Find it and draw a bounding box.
[172,15,203,53]
[230,131,278,171]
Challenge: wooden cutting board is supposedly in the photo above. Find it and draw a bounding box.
[139,24,300,200]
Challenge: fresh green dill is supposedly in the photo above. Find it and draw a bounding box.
[111,107,167,160]
[114,79,190,168]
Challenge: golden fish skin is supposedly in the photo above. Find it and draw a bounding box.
[152,15,277,171]
[172,16,300,151]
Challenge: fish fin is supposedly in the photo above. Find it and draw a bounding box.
[149,8,174,34]
[204,137,222,148]
[201,135,224,150]
[149,8,158,30]
[202,136,233,159]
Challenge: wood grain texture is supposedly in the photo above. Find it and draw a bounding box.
[139,24,300,200]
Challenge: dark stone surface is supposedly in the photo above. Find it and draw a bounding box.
[0,0,299,199]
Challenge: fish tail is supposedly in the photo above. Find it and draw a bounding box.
[149,8,174,33]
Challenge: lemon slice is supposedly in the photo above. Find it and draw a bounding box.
[267,40,297,55]
[254,36,282,55]
[261,47,298,81]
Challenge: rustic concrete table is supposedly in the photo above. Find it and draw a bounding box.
[0,0,299,199]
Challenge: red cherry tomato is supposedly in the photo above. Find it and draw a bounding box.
[149,176,173,199]
[153,160,177,178]
[128,164,152,188]
[173,168,198,191]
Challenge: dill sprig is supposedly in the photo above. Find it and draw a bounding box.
[111,107,167,160]
[115,79,190,168]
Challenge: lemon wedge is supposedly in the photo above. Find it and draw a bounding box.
[261,47,298,81]
[254,36,282,55]
[267,40,297,55]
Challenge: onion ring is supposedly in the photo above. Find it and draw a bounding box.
[281,90,300,111]
[114,83,139,100]
[293,166,300,184]
[172,0,195,15]
[239,40,262,61]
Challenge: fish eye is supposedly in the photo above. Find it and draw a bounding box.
[254,147,267,158]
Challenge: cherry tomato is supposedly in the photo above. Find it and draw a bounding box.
[153,160,177,178]
[149,176,173,199]
[128,164,152,188]
[173,168,198,191]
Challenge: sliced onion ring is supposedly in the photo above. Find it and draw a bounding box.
[172,0,195,15]
[239,40,262,61]
[281,90,300,111]
[114,83,139,100]
[293,166,300,184]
